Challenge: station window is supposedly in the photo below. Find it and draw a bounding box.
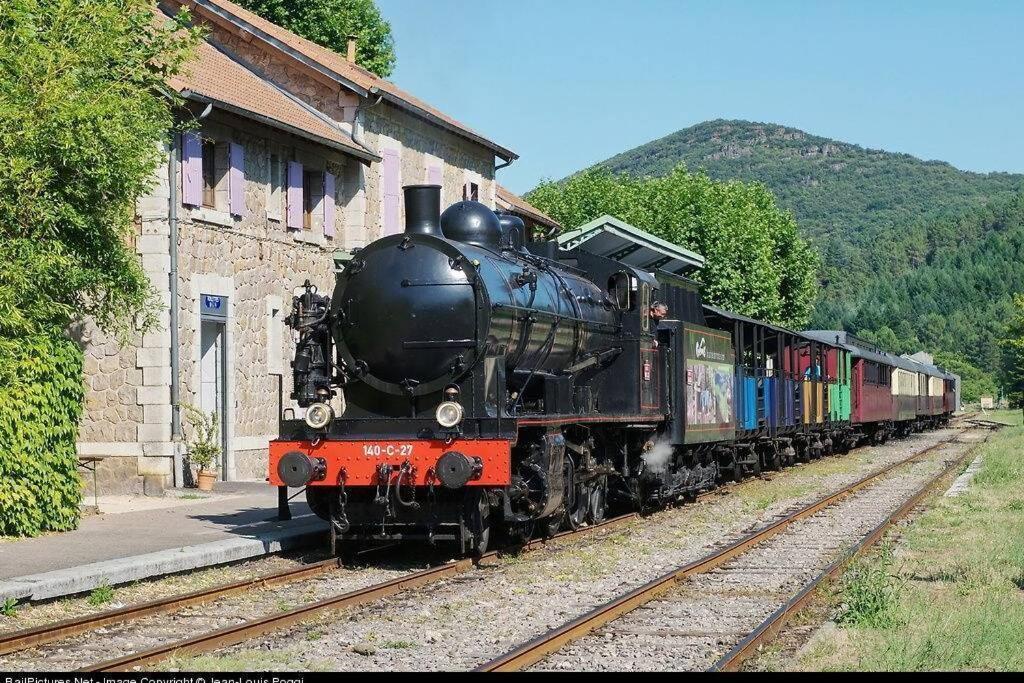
[268,153,283,220]
[201,139,217,208]
[302,169,323,230]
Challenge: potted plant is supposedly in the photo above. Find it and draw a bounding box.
[183,403,220,491]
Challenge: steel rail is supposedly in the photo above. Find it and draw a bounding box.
[2,513,634,662]
[79,512,639,672]
[8,417,970,668]
[476,429,972,672]
[0,557,344,656]
[708,434,990,671]
[3,419,863,662]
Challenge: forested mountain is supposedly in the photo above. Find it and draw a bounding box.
[589,120,1024,396]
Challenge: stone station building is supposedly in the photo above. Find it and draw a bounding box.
[78,0,556,494]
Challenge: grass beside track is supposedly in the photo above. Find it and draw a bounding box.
[794,410,1024,671]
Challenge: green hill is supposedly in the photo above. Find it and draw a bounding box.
[592,119,1024,395]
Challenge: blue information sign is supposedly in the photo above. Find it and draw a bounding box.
[201,294,228,322]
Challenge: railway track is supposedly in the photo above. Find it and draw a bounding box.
[0,556,346,657]
[0,420,975,672]
[478,425,989,671]
[0,511,639,671]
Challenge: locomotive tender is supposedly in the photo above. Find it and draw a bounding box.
[269,185,957,554]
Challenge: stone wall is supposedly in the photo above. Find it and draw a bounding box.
[77,20,504,495]
[197,18,498,247]
[78,113,338,492]
[362,102,496,241]
[77,140,175,495]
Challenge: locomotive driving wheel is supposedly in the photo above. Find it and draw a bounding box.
[587,475,608,524]
[462,490,491,556]
[564,460,589,530]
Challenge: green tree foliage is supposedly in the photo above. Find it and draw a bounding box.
[235,0,396,77]
[846,194,1024,387]
[526,166,818,328]
[856,326,906,355]
[933,351,998,404]
[1,0,202,339]
[0,0,201,535]
[591,119,1024,386]
[998,295,1024,411]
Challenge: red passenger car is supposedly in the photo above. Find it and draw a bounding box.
[851,356,894,432]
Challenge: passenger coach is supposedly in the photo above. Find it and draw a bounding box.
[803,331,956,442]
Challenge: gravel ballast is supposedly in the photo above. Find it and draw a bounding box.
[147,429,968,672]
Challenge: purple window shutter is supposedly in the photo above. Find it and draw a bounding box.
[382,149,400,235]
[323,172,336,238]
[428,164,442,186]
[286,161,303,230]
[181,132,202,206]
[229,142,245,217]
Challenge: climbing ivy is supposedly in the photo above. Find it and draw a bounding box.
[0,334,84,536]
[0,1,201,535]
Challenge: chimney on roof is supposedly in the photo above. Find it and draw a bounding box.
[346,34,357,64]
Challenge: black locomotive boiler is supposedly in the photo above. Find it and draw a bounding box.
[269,184,952,554]
[272,183,682,552]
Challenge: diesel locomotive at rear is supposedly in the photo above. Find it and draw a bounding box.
[269,184,957,554]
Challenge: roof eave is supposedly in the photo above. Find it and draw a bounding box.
[180,91,381,163]
[579,215,706,266]
[188,0,370,97]
[496,192,562,230]
[559,216,706,271]
[525,212,562,231]
[369,87,518,163]
[186,1,517,162]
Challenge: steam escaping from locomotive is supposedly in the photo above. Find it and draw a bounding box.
[642,439,675,475]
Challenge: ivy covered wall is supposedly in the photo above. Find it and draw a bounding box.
[0,335,84,536]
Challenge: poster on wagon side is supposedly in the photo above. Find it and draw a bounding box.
[683,324,736,444]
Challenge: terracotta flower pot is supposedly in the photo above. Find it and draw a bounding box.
[197,469,217,492]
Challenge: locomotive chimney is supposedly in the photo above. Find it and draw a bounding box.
[403,184,442,236]
[346,35,357,63]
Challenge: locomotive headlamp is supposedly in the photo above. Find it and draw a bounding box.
[435,400,464,428]
[304,402,334,430]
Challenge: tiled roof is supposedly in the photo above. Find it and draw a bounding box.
[496,185,562,232]
[183,0,516,161]
[167,26,377,161]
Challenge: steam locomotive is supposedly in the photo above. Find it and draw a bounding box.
[269,185,957,554]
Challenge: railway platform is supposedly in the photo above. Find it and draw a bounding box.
[0,482,323,604]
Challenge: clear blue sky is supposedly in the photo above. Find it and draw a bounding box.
[376,0,1024,195]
